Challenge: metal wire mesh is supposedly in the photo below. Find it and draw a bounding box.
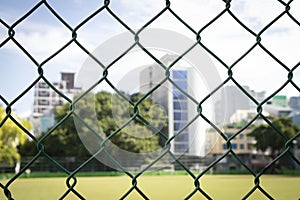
[1,0,300,199]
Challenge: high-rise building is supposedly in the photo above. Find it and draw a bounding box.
[31,72,81,135]
[32,81,63,117]
[140,55,205,157]
[214,85,265,125]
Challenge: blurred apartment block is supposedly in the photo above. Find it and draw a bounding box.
[31,72,81,136]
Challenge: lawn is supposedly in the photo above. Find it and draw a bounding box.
[1,175,299,199]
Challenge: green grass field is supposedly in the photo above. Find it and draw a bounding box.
[1,175,299,199]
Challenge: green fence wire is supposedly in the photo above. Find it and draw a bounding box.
[1,0,300,199]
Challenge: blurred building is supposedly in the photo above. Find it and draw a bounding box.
[31,72,81,135]
[140,55,205,157]
[214,85,265,125]
[264,95,292,118]
[272,95,288,107]
[289,96,300,126]
[289,96,300,110]
[229,109,269,125]
[263,104,292,118]
[205,127,271,171]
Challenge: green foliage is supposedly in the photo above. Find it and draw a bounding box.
[20,91,167,158]
[0,106,32,166]
[249,117,300,158]
[93,91,167,153]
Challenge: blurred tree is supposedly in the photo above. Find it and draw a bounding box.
[0,106,32,166]
[20,91,168,157]
[249,117,300,171]
[94,91,167,153]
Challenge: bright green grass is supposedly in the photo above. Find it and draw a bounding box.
[1,175,299,199]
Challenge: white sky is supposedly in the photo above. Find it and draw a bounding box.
[1,0,300,117]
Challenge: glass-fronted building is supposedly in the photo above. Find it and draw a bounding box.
[172,70,189,153]
[140,55,206,157]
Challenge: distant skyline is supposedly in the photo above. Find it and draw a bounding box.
[1,0,300,117]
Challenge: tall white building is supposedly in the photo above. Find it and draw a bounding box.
[140,55,206,157]
[32,72,81,135]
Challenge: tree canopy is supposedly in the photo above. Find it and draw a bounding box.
[0,106,32,166]
[249,117,300,159]
[20,91,168,158]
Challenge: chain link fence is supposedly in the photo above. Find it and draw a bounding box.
[1,0,300,199]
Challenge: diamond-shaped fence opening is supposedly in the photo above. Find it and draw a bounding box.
[12,8,71,61]
[1,0,300,199]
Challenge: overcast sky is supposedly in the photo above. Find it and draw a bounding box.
[1,0,300,117]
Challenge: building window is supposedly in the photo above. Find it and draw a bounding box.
[174,94,187,100]
[223,143,237,149]
[174,143,189,153]
[174,123,181,131]
[173,101,180,110]
[239,134,244,139]
[173,90,187,100]
[232,143,237,149]
[175,133,189,142]
[174,112,188,121]
[58,100,63,105]
[38,107,48,113]
[172,70,187,79]
[38,90,50,97]
[173,100,188,110]
[240,144,245,149]
[174,112,181,120]
[174,81,187,90]
[38,82,49,88]
[38,99,50,105]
